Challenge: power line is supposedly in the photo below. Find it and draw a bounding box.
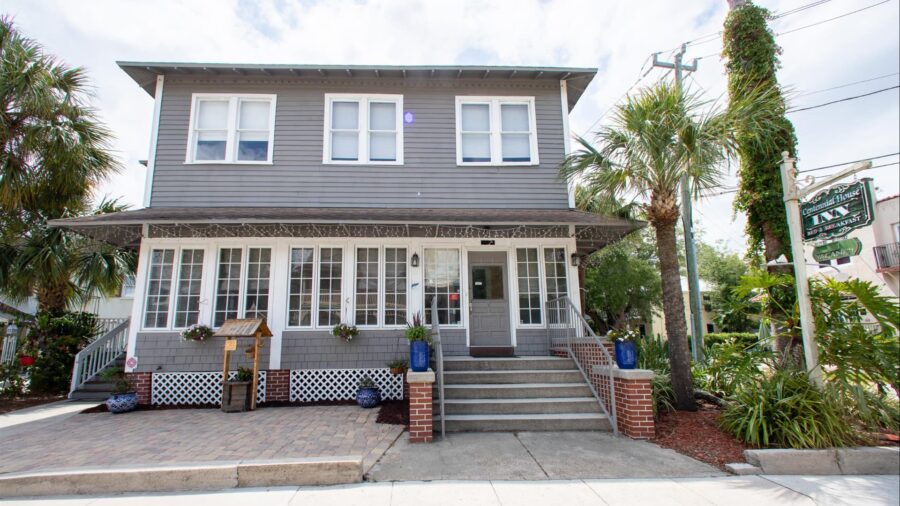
[800,161,900,180]
[787,85,899,112]
[705,161,900,197]
[795,72,900,97]
[797,153,900,173]
[772,0,833,19]
[776,0,892,36]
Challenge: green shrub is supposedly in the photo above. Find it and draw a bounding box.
[720,369,857,448]
[704,332,759,349]
[635,335,675,415]
[693,335,772,397]
[25,312,98,394]
[0,362,26,398]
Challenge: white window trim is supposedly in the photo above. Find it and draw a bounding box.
[512,247,548,329]
[455,96,539,167]
[323,93,404,165]
[211,245,275,329]
[141,245,209,331]
[314,244,346,329]
[349,245,411,329]
[284,245,319,330]
[185,93,277,165]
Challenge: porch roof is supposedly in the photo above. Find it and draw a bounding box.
[49,207,644,255]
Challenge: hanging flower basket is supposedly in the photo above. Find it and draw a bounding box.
[19,355,35,367]
[181,324,214,342]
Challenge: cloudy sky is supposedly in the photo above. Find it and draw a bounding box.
[4,0,899,253]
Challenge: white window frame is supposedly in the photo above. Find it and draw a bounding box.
[141,245,208,331]
[185,93,276,164]
[285,245,318,329]
[422,247,464,328]
[349,245,411,329]
[323,93,404,165]
[211,245,275,328]
[512,247,547,328]
[455,96,539,166]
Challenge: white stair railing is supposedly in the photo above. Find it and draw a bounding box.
[69,319,130,398]
[1,335,17,364]
[546,296,618,436]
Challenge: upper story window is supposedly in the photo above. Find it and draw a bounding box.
[324,94,403,165]
[456,96,539,166]
[187,94,276,164]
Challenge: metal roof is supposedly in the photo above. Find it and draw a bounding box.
[117,62,597,111]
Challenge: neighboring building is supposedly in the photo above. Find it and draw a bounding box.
[53,63,641,414]
[808,193,900,299]
[0,276,134,323]
[644,276,717,339]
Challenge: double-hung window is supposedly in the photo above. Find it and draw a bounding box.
[213,247,273,327]
[143,248,206,330]
[456,97,538,165]
[188,94,276,164]
[324,94,403,164]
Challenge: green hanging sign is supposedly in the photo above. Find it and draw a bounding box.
[801,180,875,241]
[812,238,863,263]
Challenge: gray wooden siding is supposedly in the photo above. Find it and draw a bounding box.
[151,77,569,209]
[134,333,269,372]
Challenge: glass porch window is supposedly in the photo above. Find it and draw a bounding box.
[318,247,343,326]
[460,103,491,162]
[244,248,271,320]
[330,101,359,161]
[516,248,542,325]
[544,248,569,325]
[193,99,228,161]
[143,249,175,328]
[384,247,408,326]
[355,248,379,326]
[424,249,461,325]
[214,248,242,327]
[369,102,397,162]
[236,100,271,162]
[288,248,314,327]
[173,249,204,328]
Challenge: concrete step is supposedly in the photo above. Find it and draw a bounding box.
[441,383,593,399]
[74,382,116,392]
[442,356,573,372]
[69,391,112,401]
[442,369,583,385]
[436,397,601,415]
[435,412,612,432]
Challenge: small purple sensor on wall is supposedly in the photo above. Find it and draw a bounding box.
[404,111,414,124]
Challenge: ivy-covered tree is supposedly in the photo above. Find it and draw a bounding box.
[723,2,797,263]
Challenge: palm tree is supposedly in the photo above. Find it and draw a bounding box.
[562,82,767,410]
[0,18,128,313]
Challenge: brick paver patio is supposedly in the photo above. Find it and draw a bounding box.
[0,405,403,475]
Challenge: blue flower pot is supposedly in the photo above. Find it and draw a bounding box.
[106,392,138,414]
[356,386,381,408]
[614,340,637,370]
[409,340,429,372]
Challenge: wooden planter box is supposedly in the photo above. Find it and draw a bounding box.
[222,381,252,412]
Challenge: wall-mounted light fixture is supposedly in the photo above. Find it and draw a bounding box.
[410,253,420,267]
[571,253,581,267]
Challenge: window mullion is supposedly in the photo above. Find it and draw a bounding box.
[227,98,239,163]
[490,100,501,164]
[360,99,369,164]
[166,248,180,330]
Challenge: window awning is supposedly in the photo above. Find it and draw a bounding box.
[49,207,644,255]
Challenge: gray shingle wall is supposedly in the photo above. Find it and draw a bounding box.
[516,329,551,356]
[151,76,569,209]
[134,333,270,372]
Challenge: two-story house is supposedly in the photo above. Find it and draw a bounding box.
[54,63,640,423]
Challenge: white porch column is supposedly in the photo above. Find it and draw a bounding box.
[125,234,151,373]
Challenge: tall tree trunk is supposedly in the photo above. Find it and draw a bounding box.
[36,283,68,315]
[655,220,697,411]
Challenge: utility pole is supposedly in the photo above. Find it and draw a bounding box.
[653,44,705,362]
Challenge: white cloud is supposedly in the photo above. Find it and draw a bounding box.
[4,0,898,253]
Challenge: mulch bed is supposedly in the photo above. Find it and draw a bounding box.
[0,394,65,415]
[653,400,748,470]
[376,399,409,426]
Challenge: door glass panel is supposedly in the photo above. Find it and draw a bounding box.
[472,265,504,300]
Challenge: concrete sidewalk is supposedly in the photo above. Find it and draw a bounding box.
[3,476,898,505]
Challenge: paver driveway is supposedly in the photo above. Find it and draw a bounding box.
[0,405,403,475]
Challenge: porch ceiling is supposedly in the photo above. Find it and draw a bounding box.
[48,207,644,255]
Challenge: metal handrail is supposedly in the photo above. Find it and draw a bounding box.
[430,297,446,439]
[69,319,130,398]
[546,296,618,436]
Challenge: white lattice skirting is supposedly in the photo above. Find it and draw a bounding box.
[290,368,404,402]
[151,371,266,406]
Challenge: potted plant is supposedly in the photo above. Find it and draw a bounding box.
[405,313,431,372]
[332,323,359,343]
[222,366,253,413]
[181,324,214,342]
[101,367,138,414]
[356,376,381,408]
[609,328,638,370]
[387,358,409,376]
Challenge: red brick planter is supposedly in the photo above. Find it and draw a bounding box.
[407,370,435,443]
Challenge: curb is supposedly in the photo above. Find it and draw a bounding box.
[731,447,899,475]
[0,456,363,498]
